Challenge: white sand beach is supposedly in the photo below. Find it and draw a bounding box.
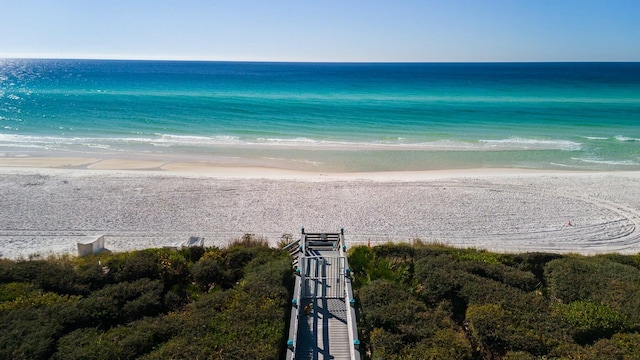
[1,156,640,259]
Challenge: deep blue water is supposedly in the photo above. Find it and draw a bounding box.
[1,59,639,171]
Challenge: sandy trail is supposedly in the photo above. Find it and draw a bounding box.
[1,167,639,259]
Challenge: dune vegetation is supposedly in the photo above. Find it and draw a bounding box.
[350,242,640,359]
[1,237,640,359]
[0,235,293,360]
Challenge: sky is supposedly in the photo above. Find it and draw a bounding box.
[1,0,639,62]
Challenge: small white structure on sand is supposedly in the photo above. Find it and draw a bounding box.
[77,235,106,257]
[167,236,205,250]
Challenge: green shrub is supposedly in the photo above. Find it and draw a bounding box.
[466,303,511,356]
[606,332,640,358]
[109,250,160,282]
[348,246,376,287]
[222,299,287,358]
[140,336,211,360]
[359,279,447,350]
[348,245,410,288]
[508,252,564,284]
[413,255,464,304]
[0,282,38,302]
[156,249,190,289]
[548,342,590,358]
[372,242,416,262]
[191,256,225,291]
[399,328,473,360]
[74,262,109,292]
[4,260,83,295]
[52,328,104,360]
[545,257,640,329]
[0,243,294,360]
[502,351,535,359]
[545,257,640,303]
[181,245,205,263]
[369,324,470,360]
[369,328,405,360]
[359,279,410,309]
[80,278,164,327]
[555,300,625,344]
[450,248,505,265]
[459,261,539,292]
[54,317,176,360]
[0,307,62,360]
[223,247,261,283]
[466,299,561,357]
[585,337,626,359]
[0,292,81,312]
[242,257,292,302]
[458,274,528,307]
[243,247,291,271]
[0,259,14,283]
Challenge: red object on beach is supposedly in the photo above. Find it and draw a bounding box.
[367,239,371,247]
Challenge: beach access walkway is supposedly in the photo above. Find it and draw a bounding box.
[284,230,361,360]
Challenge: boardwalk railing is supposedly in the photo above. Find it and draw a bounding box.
[286,274,303,357]
[285,229,361,360]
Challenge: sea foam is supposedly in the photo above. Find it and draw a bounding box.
[571,157,639,166]
[615,135,640,142]
[478,138,582,151]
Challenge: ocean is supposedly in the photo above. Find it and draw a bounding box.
[1,59,639,172]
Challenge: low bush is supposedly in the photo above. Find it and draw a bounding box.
[545,257,640,330]
[4,239,640,359]
[0,282,38,302]
[555,300,625,344]
[54,317,176,360]
[107,250,160,283]
[0,237,296,359]
[191,255,226,291]
[79,278,164,328]
[351,244,640,359]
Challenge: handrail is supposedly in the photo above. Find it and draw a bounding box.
[287,228,360,359]
[282,238,301,252]
[285,274,302,360]
[342,235,362,360]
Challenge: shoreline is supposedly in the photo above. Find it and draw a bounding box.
[2,155,637,181]
[1,157,640,259]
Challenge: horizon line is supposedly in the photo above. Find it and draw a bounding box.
[2,56,639,64]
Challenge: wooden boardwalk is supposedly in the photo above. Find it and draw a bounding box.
[285,231,361,360]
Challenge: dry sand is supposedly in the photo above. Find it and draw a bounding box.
[1,157,640,259]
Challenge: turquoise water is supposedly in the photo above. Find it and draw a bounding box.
[1,59,639,171]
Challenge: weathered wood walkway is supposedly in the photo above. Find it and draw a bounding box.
[285,230,361,360]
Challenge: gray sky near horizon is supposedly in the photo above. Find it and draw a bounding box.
[1,0,639,62]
